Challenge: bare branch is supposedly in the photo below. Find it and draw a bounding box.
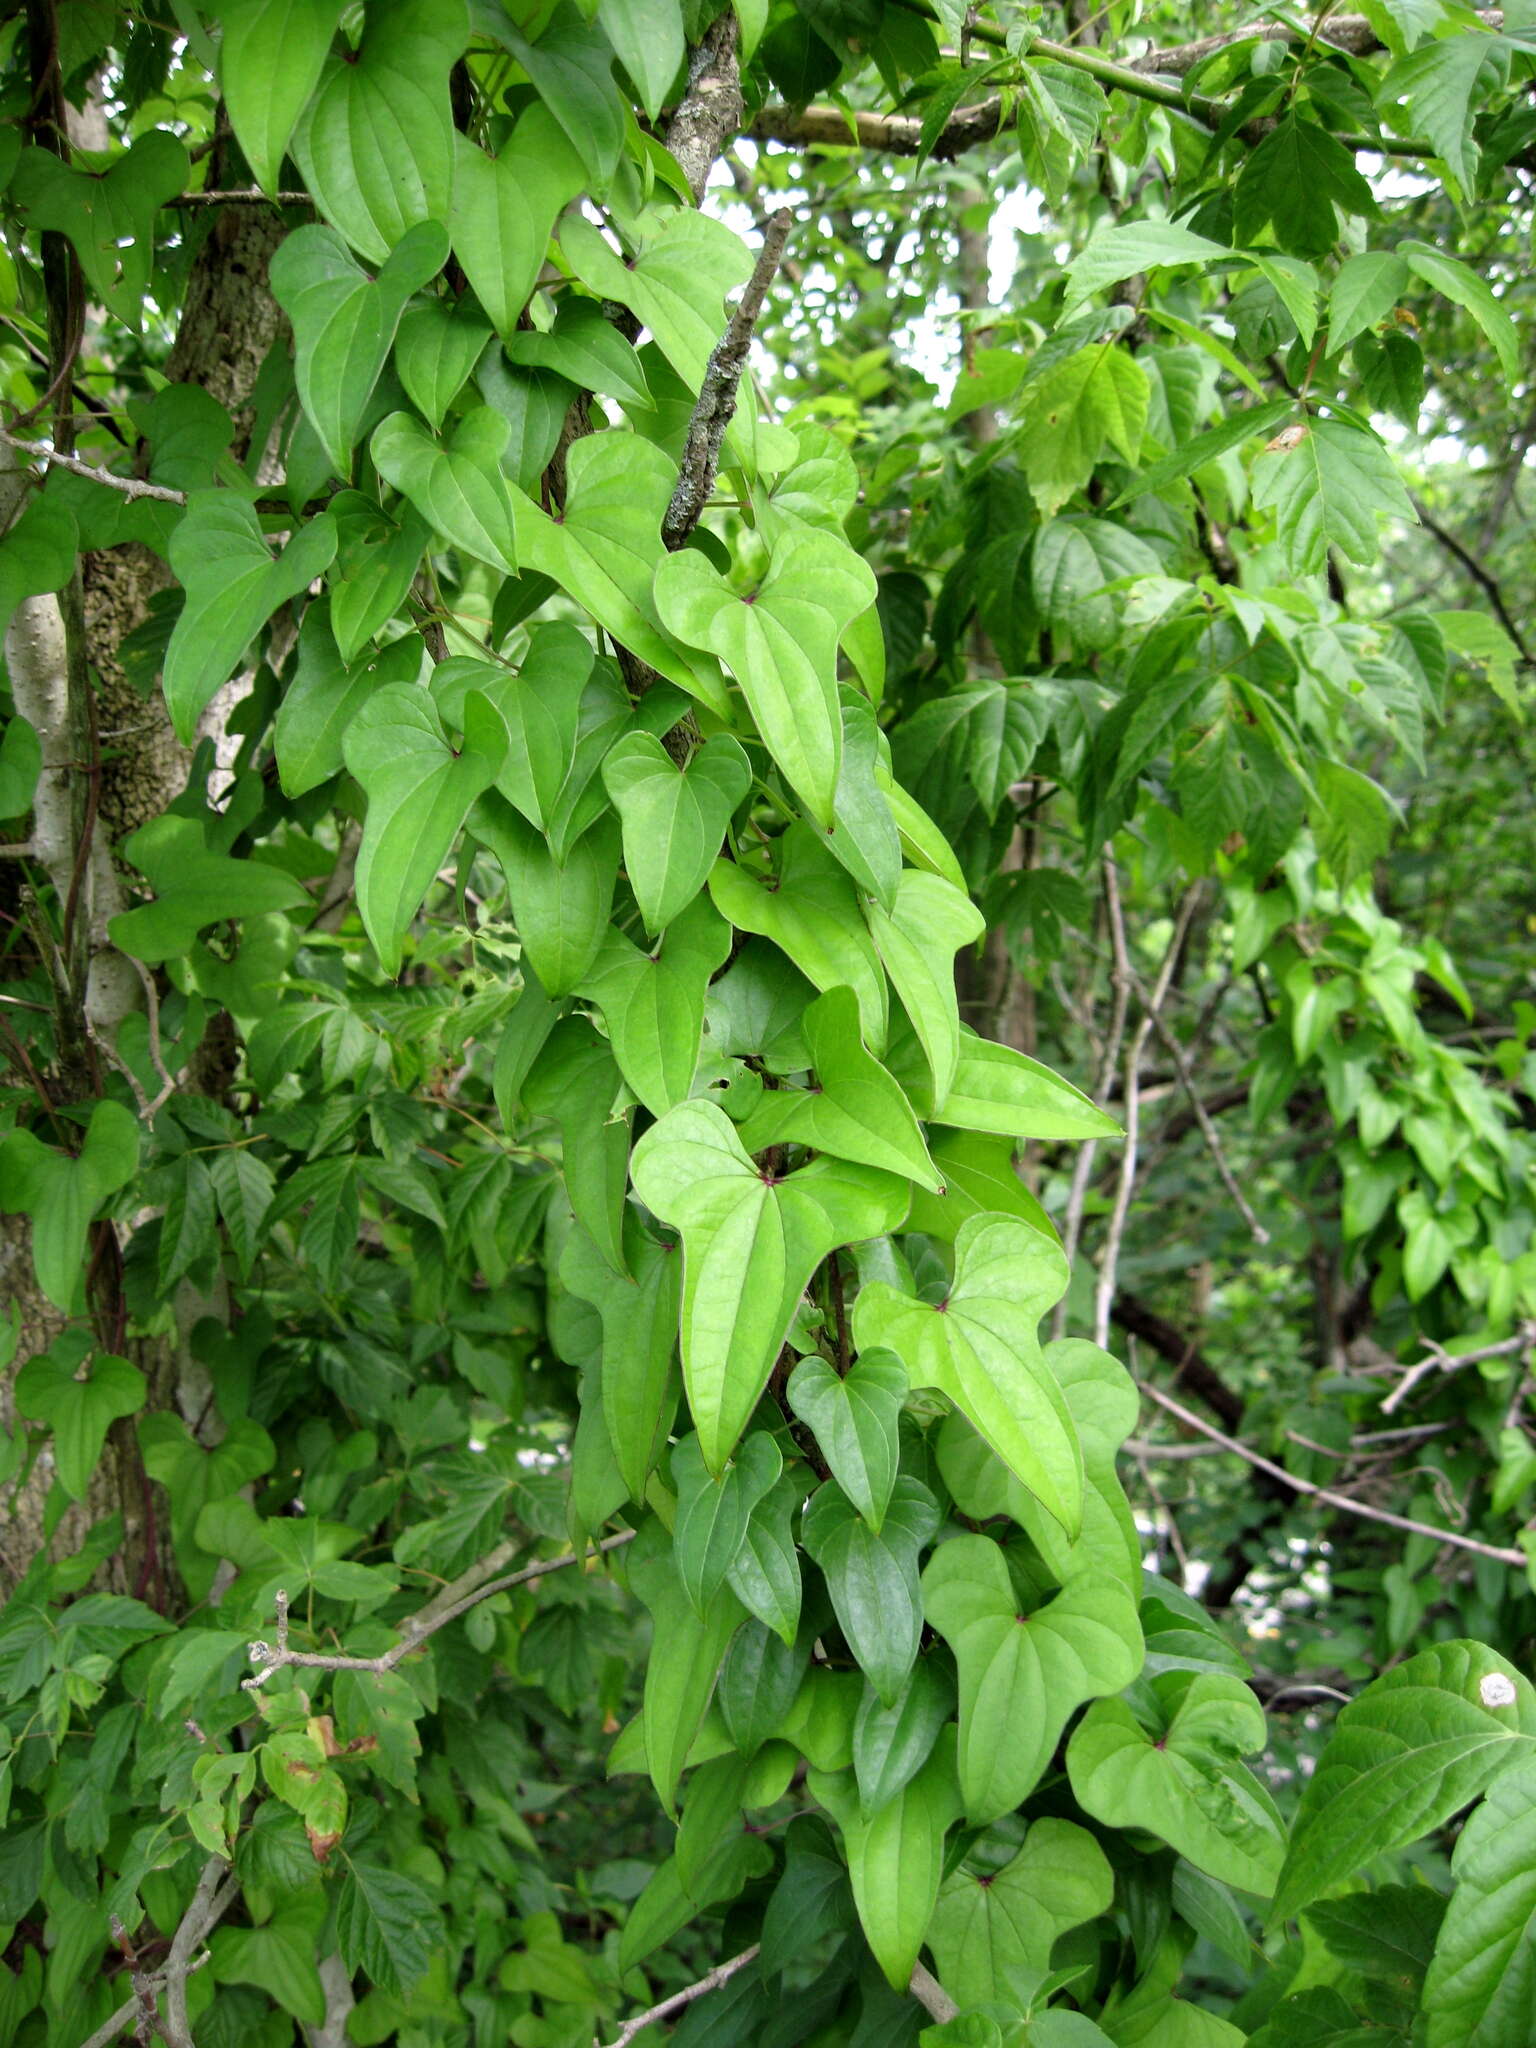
[598,1945,762,2048]
[167,189,312,206]
[81,1855,236,2048]
[0,426,187,504]
[662,210,793,551]
[909,1961,960,2024]
[1132,969,1269,1245]
[1127,11,1504,76]
[1138,1379,1528,1566]
[1379,1324,1535,1416]
[244,1530,637,1689]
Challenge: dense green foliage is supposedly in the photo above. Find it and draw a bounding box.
[0,2,1533,2044]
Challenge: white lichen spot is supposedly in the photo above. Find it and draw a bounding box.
[1480,1672,1518,1710]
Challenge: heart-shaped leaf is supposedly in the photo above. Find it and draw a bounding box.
[854,1213,1083,1537]
[560,1216,680,1502]
[449,108,585,337]
[0,497,77,643]
[469,795,619,996]
[326,489,430,661]
[270,220,448,475]
[863,871,985,1112]
[1270,1642,1536,1926]
[923,1535,1142,1823]
[275,598,422,796]
[562,207,753,392]
[787,1351,907,1533]
[12,131,190,328]
[579,895,732,1115]
[506,297,651,406]
[890,1022,1123,1140]
[394,295,494,429]
[726,1471,804,1645]
[673,1430,783,1618]
[164,494,338,742]
[1068,1672,1288,1897]
[655,529,876,825]
[0,1100,140,1309]
[803,1477,941,1707]
[14,1335,147,1499]
[719,1620,813,1759]
[219,0,344,195]
[371,409,520,575]
[630,1099,909,1472]
[906,1129,1061,1244]
[341,683,507,975]
[109,815,310,964]
[494,3,627,188]
[927,1819,1114,2013]
[707,827,888,1052]
[736,984,942,1191]
[518,434,729,715]
[852,1656,955,1820]
[292,0,465,262]
[811,1729,963,1990]
[602,731,751,937]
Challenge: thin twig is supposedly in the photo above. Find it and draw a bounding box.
[597,1944,762,2048]
[243,1530,637,1689]
[81,1856,234,2048]
[1056,858,1134,1331]
[130,956,180,1117]
[1138,1379,1528,1566]
[0,425,187,503]
[1133,970,1269,1245]
[167,189,312,206]
[1379,1325,1535,1416]
[661,209,793,551]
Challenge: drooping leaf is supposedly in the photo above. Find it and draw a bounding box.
[14,1339,147,1499]
[579,895,733,1115]
[923,1536,1142,1823]
[560,1215,681,1502]
[371,409,520,574]
[602,731,751,937]
[292,0,466,262]
[0,1101,141,1310]
[163,494,338,742]
[274,599,421,796]
[269,221,448,475]
[630,1099,909,1472]
[219,0,345,194]
[448,109,586,338]
[787,1350,907,1533]
[672,1430,783,1617]
[802,1476,940,1706]
[854,1213,1082,1536]
[1250,419,1415,576]
[342,682,507,975]
[630,1534,746,1814]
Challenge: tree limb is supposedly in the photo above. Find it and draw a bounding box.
[1410,496,1533,666]
[665,12,744,204]
[662,209,793,550]
[598,1945,762,2048]
[243,1530,637,1689]
[0,426,187,503]
[81,1855,236,2048]
[1138,1379,1528,1566]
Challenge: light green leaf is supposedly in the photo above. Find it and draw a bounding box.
[894,1018,1117,1142]
[1016,1340,1143,1593]
[1328,251,1412,353]
[109,813,310,963]
[1421,1750,1536,2047]
[630,1536,745,1813]
[923,1536,1141,1823]
[523,1017,631,1270]
[164,494,338,742]
[655,529,877,825]
[602,730,751,937]
[735,985,942,1192]
[0,1101,141,1310]
[803,1477,940,1707]
[928,1818,1114,2011]
[599,0,683,120]
[342,683,507,975]
[1381,34,1503,196]
[579,895,732,1114]
[1250,419,1415,575]
[394,295,494,430]
[292,0,466,262]
[0,497,77,644]
[519,434,730,715]
[506,297,652,407]
[275,599,421,796]
[219,0,344,194]
[672,1430,782,1617]
[562,208,754,393]
[630,1099,909,1471]
[811,1730,963,1990]
[1271,1642,1536,1926]
[905,1129,1061,1245]
[269,221,447,475]
[14,1340,146,1499]
[327,489,430,660]
[1014,345,1150,517]
[1402,240,1520,381]
[783,1352,900,1547]
[493,1,627,188]
[1065,221,1231,307]
[371,409,520,574]
[854,1213,1082,1536]
[560,1216,680,1502]
[708,828,889,1051]
[863,870,983,1111]
[448,109,586,338]
[1069,1674,1290,1898]
[12,131,189,328]
[471,796,620,996]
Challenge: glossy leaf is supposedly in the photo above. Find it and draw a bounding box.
[786,1350,908,1532]
[928,1819,1114,2011]
[923,1535,1142,1822]
[802,1476,940,1706]
[448,109,585,338]
[371,409,520,574]
[219,0,344,194]
[579,895,732,1115]
[854,1213,1082,1536]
